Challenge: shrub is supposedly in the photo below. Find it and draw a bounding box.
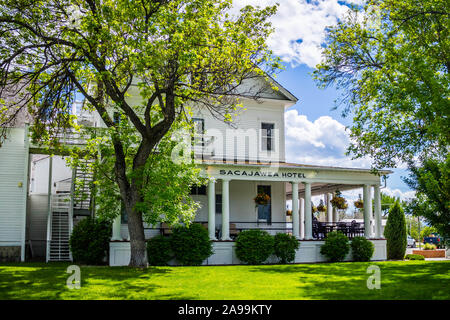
[274,233,299,263]
[384,201,407,260]
[320,231,350,262]
[69,217,111,265]
[423,243,437,250]
[351,236,374,262]
[404,254,425,260]
[147,235,173,266]
[170,223,213,266]
[235,229,274,264]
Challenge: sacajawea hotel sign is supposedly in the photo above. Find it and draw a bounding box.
[218,169,306,179]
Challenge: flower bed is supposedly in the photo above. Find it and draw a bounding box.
[412,249,446,258]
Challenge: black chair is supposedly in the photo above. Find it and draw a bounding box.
[337,222,348,237]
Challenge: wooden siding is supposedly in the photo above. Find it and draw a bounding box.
[0,128,27,250]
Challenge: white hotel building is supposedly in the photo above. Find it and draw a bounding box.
[0,76,390,265]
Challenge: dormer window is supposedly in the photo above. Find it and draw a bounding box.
[261,122,274,151]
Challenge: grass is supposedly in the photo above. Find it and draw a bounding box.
[0,260,449,300]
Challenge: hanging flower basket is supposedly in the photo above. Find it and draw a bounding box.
[312,205,318,213]
[317,200,327,212]
[331,190,348,210]
[254,193,270,205]
[354,195,364,209]
[286,210,292,216]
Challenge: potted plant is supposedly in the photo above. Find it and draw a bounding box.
[254,192,270,206]
[354,194,364,209]
[317,199,327,212]
[286,209,292,222]
[331,190,348,210]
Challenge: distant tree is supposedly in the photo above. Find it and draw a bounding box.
[420,226,438,240]
[405,156,450,245]
[314,0,449,169]
[379,193,400,216]
[405,215,425,241]
[384,201,407,259]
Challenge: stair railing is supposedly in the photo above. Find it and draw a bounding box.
[45,200,52,262]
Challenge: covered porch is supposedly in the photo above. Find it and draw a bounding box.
[110,162,391,266]
[199,162,388,242]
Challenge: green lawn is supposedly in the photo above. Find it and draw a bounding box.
[0,260,449,300]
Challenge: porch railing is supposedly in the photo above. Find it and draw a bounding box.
[152,220,366,240]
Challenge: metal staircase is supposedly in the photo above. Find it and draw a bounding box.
[46,160,94,262]
[46,194,72,262]
[73,160,94,213]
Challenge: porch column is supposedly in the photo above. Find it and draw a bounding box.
[291,182,300,239]
[327,193,333,223]
[363,184,373,238]
[374,184,382,238]
[221,179,231,240]
[208,180,217,240]
[111,214,122,241]
[304,182,312,240]
[299,197,305,239]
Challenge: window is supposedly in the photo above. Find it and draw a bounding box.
[120,202,128,224]
[192,118,205,146]
[190,185,207,195]
[215,194,222,214]
[261,122,274,151]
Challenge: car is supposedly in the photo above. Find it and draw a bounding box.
[423,233,443,248]
[407,235,416,248]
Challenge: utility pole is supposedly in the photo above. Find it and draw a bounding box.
[417,216,421,249]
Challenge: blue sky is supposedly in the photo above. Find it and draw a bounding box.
[276,63,412,196]
[230,0,414,201]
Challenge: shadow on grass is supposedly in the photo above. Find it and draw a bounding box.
[246,261,450,300]
[0,263,179,300]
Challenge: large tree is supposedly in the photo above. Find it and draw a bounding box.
[313,0,449,169]
[0,0,280,266]
[404,155,450,244]
[313,0,449,245]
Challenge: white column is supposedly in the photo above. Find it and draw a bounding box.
[291,182,300,239]
[221,179,231,240]
[333,206,338,222]
[208,180,217,240]
[299,197,305,239]
[363,184,372,238]
[327,193,333,223]
[374,184,382,238]
[304,182,312,240]
[111,214,122,240]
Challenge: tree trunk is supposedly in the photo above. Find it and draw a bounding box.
[124,192,148,267]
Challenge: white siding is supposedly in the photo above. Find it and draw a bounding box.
[193,100,286,162]
[193,180,286,231]
[29,156,72,194]
[0,128,27,250]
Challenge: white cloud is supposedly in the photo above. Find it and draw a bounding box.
[284,109,373,168]
[381,187,416,202]
[232,0,363,68]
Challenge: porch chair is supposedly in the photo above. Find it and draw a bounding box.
[229,223,240,239]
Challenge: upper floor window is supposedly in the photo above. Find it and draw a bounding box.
[261,122,274,151]
[192,118,205,146]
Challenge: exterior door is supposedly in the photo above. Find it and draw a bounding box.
[257,185,272,224]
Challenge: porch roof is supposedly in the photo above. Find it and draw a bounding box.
[200,159,392,175]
